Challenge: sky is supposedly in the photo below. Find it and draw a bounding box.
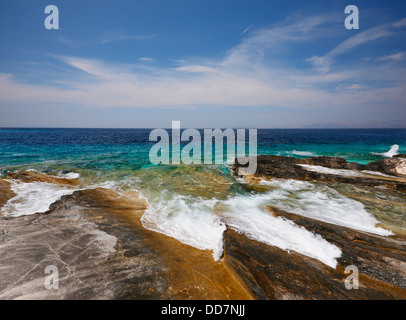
[0,0,405,128]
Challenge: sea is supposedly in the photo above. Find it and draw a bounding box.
[1,128,405,268]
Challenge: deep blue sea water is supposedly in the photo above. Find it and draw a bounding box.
[0,128,405,171]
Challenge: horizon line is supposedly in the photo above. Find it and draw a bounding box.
[1,127,405,130]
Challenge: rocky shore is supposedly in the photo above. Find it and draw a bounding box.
[0,187,168,300]
[231,155,406,299]
[0,171,251,300]
[1,155,406,300]
[236,155,406,192]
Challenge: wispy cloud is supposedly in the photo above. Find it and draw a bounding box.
[1,15,405,116]
[327,25,391,58]
[393,18,406,27]
[223,15,333,67]
[138,57,154,62]
[54,32,156,48]
[307,18,406,73]
[305,56,332,74]
[377,52,405,62]
[307,26,391,73]
[100,32,155,44]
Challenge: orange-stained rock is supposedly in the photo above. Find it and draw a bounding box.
[0,180,16,209]
[5,170,79,185]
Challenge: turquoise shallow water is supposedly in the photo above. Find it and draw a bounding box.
[1,127,405,207]
[1,128,405,266]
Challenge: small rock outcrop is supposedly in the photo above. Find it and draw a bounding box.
[234,155,406,192]
[4,170,79,185]
[365,159,406,177]
[0,180,16,208]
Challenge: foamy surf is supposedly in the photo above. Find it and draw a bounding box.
[371,144,399,158]
[299,164,400,179]
[298,164,363,177]
[140,194,226,261]
[139,175,392,268]
[1,180,77,217]
[53,172,80,179]
[139,178,346,267]
[258,178,393,236]
[140,192,341,267]
[219,194,342,268]
[1,171,120,217]
[291,150,317,157]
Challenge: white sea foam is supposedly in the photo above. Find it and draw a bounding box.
[299,164,401,179]
[234,176,248,184]
[291,150,317,157]
[220,194,342,268]
[298,164,363,177]
[139,176,391,267]
[5,168,391,269]
[140,191,341,267]
[258,178,392,236]
[141,194,226,261]
[1,180,77,217]
[54,172,80,179]
[372,144,399,158]
[1,172,119,217]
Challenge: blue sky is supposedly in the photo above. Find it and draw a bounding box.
[0,0,405,128]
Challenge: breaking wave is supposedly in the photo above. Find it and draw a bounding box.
[371,144,399,158]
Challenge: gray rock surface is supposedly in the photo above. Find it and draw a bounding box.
[0,188,167,300]
[0,185,252,300]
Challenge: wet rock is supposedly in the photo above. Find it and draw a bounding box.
[4,170,79,186]
[223,207,406,300]
[234,155,406,192]
[75,188,253,300]
[0,188,167,300]
[0,186,253,300]
[229,154,406,299]
[268,207,406,290]
[0,180,16,209]
[303,156,363,170]
[393,154,406,159]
